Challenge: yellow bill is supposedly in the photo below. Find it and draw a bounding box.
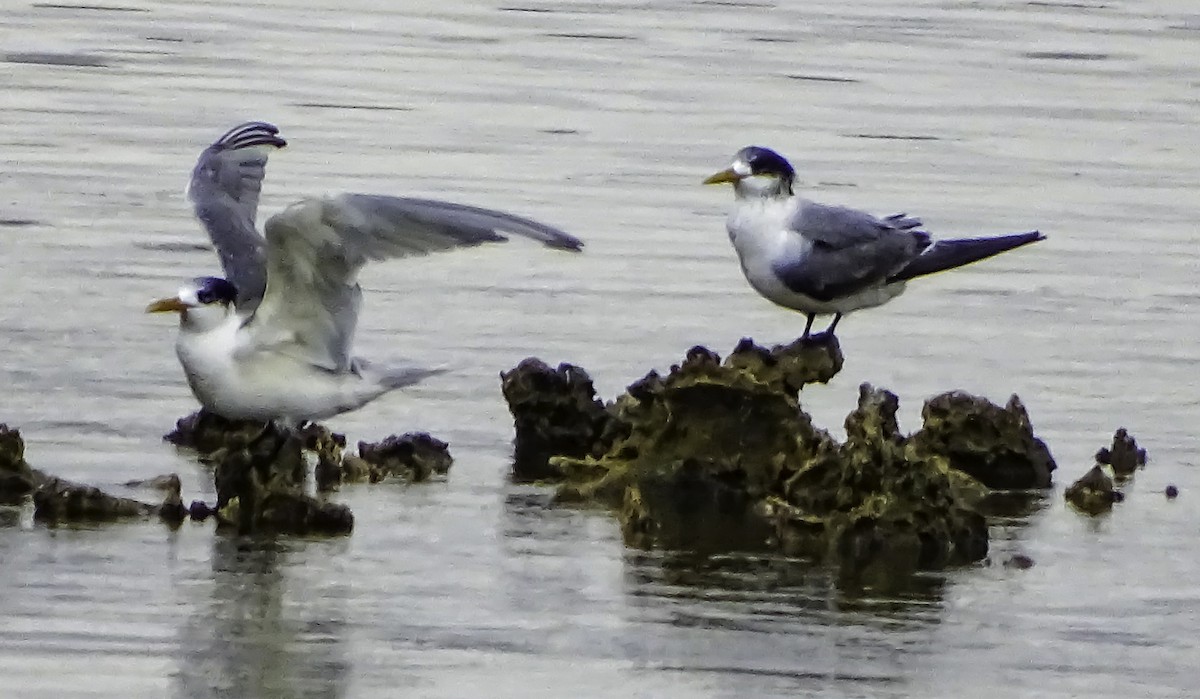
[702,168,740,185]
[145,297,187,314]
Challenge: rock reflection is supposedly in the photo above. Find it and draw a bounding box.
[174,537,349,699]
[620,550,948,696]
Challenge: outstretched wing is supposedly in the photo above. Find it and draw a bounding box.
[244,193,583,371]
[773,202,930,301]
[187,121,287,310]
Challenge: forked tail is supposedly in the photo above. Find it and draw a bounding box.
[380,365,449,390]
[889,231,1044,283]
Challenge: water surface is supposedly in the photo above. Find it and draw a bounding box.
[1,0,1198,697]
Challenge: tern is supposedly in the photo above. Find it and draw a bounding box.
[147,121,582,424]
[704,146,1044,339]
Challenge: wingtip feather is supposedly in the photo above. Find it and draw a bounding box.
[212,120,287,151]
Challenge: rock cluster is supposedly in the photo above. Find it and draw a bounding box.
[503,337,1058,574]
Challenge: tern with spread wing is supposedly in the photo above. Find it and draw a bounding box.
[704,146,1044,339]
[148,121,582,423]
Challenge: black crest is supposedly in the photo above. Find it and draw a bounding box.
[737,146,796,181]
[192,276,239,305]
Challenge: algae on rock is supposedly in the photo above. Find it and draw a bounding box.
[908,391,1056,489]
[503,337,1056,573]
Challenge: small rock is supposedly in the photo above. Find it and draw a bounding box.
[355,433,453,483]
[1065,465,1122,515]
[124,473,183,491]
[1095,428,1146,477]
[909,392,1056,489]
[1165,485,1179,500]
[188,500,213,521]
[155,474,187,525]
[1003,554,1036,569]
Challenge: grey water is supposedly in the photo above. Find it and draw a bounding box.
[1,0,1198,696]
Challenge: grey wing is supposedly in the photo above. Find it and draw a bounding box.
[244,193,582,371]
[775,202,930,301]
[186,121,288,310]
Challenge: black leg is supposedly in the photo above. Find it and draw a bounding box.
[802,313,815,339]
[825,313,843,336]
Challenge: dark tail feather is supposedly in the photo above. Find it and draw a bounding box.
[889,231,1044,282]
[381,365,449,390]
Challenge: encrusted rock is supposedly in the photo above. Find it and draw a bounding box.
[209,423,340,535]
[166,406,452,534]
[0,424,36,503]
[501,358,613,480]
[1065,465,1123,515]
[908,392,1056,489]
[723,335,844,394]
[1096,428,1146,478]
[513,339,991,573]
[33,476,155,522]
[776,384,988,571]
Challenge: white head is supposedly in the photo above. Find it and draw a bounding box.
[703,146,797,199]
[146,276,239,332]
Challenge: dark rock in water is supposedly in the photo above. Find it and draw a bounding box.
[501,358,613,480]
[124,473,184,491]
[777,384,988,572]
[352,433,453,484]
[1096,428,1146,478]
[164,408,266,454]
[1065,465,1122,515]
[4,423,193,524]
[34,476,155,522]
[516,339,989,573]
[1003,554,1036,569]
[167,415,354,535]
[1165,485,1179,500]
[208,423,349,535]
[908,392,1056,489]
[189,500,214,521]
[155,474,187,526]
[167,407,450,534]
[0,424,36,503]
[261,493,353,535]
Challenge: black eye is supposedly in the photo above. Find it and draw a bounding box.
[197,289,214,304]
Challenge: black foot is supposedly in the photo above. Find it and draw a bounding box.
[802,330,839,345]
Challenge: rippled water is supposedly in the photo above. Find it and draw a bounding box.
[2,0,1199,696]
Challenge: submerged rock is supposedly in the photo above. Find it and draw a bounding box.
[908,392,1056,489]
[504,338,1017,573]
[0,424,36,504]
[1065,465,1123,515]
[1096,428,1146,478]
